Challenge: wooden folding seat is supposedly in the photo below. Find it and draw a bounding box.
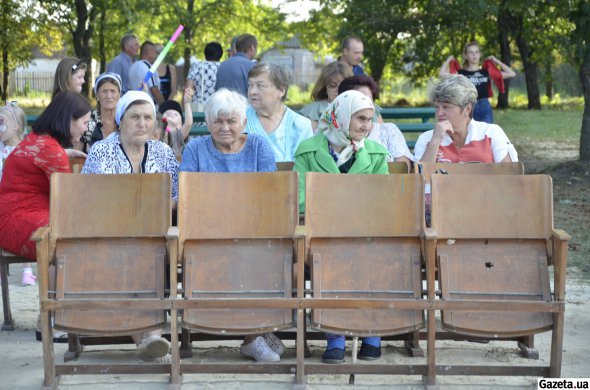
[177,172,304,379]
[424,174,569,383]
[387,161,410,174]
[34,173,178,389]
[304,172,426,379]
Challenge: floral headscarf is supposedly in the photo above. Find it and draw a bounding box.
[317,90,374,166]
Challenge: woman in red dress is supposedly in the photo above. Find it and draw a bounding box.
[0,92,91,260]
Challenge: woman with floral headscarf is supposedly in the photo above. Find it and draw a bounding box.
[294,90,389,213]
[293,90,389,363]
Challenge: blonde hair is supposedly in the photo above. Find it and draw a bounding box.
[311,61,353,101]
[428,75,477,117]
[0,103,26,140]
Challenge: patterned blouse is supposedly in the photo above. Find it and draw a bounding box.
[80,109,117,153]
[187,60,221,104]
[81,132,180,199]
[0,143,16,181]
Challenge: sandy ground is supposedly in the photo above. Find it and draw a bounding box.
[1,265,589,390]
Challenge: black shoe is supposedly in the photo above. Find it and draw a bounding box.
[35,330,68,343]
[321,347,345,364]
[358,344,381,361]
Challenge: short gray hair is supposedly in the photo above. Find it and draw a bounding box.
[204,89,248,124]
[428,74,477,110]
[248,62,291,101]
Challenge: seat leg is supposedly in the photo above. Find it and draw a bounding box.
[1,261,15,331]
[404,330,424,357]
[180,327,192,358]
[517,334,539,360]
[64,334,81,362]
[295,307,307,388]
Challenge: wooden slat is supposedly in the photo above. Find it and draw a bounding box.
[178,172,298,241]
[430,174,552,239]
[305,173,423,237]
[50,173,171,240]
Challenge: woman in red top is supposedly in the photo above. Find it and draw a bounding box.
[0,92,91,260]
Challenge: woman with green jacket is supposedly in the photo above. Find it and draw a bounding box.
[293,90,389,364]
[294,90,389,213]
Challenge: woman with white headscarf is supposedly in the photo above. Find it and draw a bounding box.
[82,90,179,201]
[81,90,178,362]
[293,90,389,364]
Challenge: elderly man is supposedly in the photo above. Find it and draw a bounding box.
[107,34,140,94]
[127,41,164,105]
[341,35,365,76]
[215,34,257,97]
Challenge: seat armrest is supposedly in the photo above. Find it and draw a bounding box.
[423,227,437,241]
[31,226,50,242]
[552,229,571,242]
[167,226,179,240]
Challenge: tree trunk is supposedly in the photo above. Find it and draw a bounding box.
[1,47,8,103]
[98,7,106,73]
[545,59,553,100]
[497,5,513,109]
[514,16,541,110]
[579,52,590,160]
[183,0,195,84]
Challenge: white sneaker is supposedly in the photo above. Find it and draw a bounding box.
[240,336,280,362]
[137,336,170,360]
[263,333,285,356]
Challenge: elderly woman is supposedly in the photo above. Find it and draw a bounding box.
[0,92,91,261]
[294,90,388,364]
[181,88,275,172]
[414,74,518,163]
[338,75,413,167]
[82,91,179,199]
[78,72,122,152]
[245,63,313,162]
[81,91,178,363]
[299,61,353,131]
[52,57,87,98]
[180,89,281,362]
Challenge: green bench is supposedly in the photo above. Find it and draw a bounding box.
[27,107,435,149]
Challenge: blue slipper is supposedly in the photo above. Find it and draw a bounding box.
[321,347,345,364]
[358,343,381,361]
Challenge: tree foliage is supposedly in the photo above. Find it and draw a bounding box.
[0,0,59,102]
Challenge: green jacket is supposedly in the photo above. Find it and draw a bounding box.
[293,133,390,213]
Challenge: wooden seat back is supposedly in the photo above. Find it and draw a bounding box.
[305,173,424,335]
[276,161,294,171]
[179,172,298,334]
[416,162,524,182]
[49,173,171,335]
[388,161,409,174]
[68,157,87,173]
[430,174,553,336]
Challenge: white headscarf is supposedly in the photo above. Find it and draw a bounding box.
[115,91,156,125]
[93,72,122,96]
[317,90,374,166]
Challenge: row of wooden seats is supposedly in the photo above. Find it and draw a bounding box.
[33,169,568,389]
[0,159,519,334]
